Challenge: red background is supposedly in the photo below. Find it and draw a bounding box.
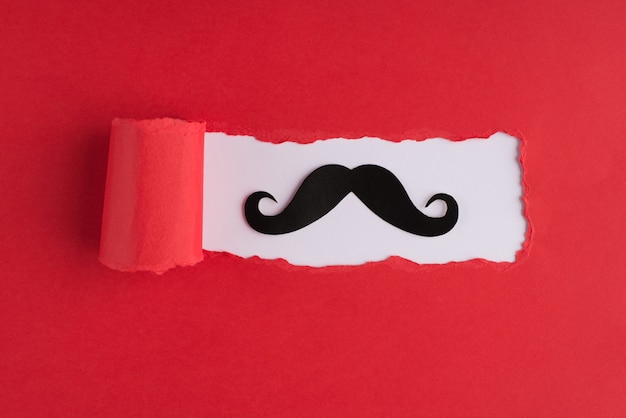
[2,1,626,416]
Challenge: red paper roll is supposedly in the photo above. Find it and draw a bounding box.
[99,118,205,273]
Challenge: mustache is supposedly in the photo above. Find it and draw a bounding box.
[244,164,458,236]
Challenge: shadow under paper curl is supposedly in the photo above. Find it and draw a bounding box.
[76,129,110,255]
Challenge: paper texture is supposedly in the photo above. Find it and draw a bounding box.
[99,118,205,273]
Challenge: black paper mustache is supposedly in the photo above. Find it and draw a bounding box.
[244,164,459,236]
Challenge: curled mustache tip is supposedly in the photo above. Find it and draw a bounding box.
[426,193,458,212]
[249,191,277,204]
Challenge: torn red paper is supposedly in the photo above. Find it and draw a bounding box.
[98,118,527,273]
[99,118,205,273]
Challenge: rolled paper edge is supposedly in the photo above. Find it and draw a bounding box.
[99,117,206,274]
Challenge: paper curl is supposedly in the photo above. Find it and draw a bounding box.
[99,118,205,273]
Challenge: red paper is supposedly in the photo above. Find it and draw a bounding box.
[99,118,205,273]
[2,1,626,416]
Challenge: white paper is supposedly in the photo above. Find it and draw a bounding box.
[203,132,526,267]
